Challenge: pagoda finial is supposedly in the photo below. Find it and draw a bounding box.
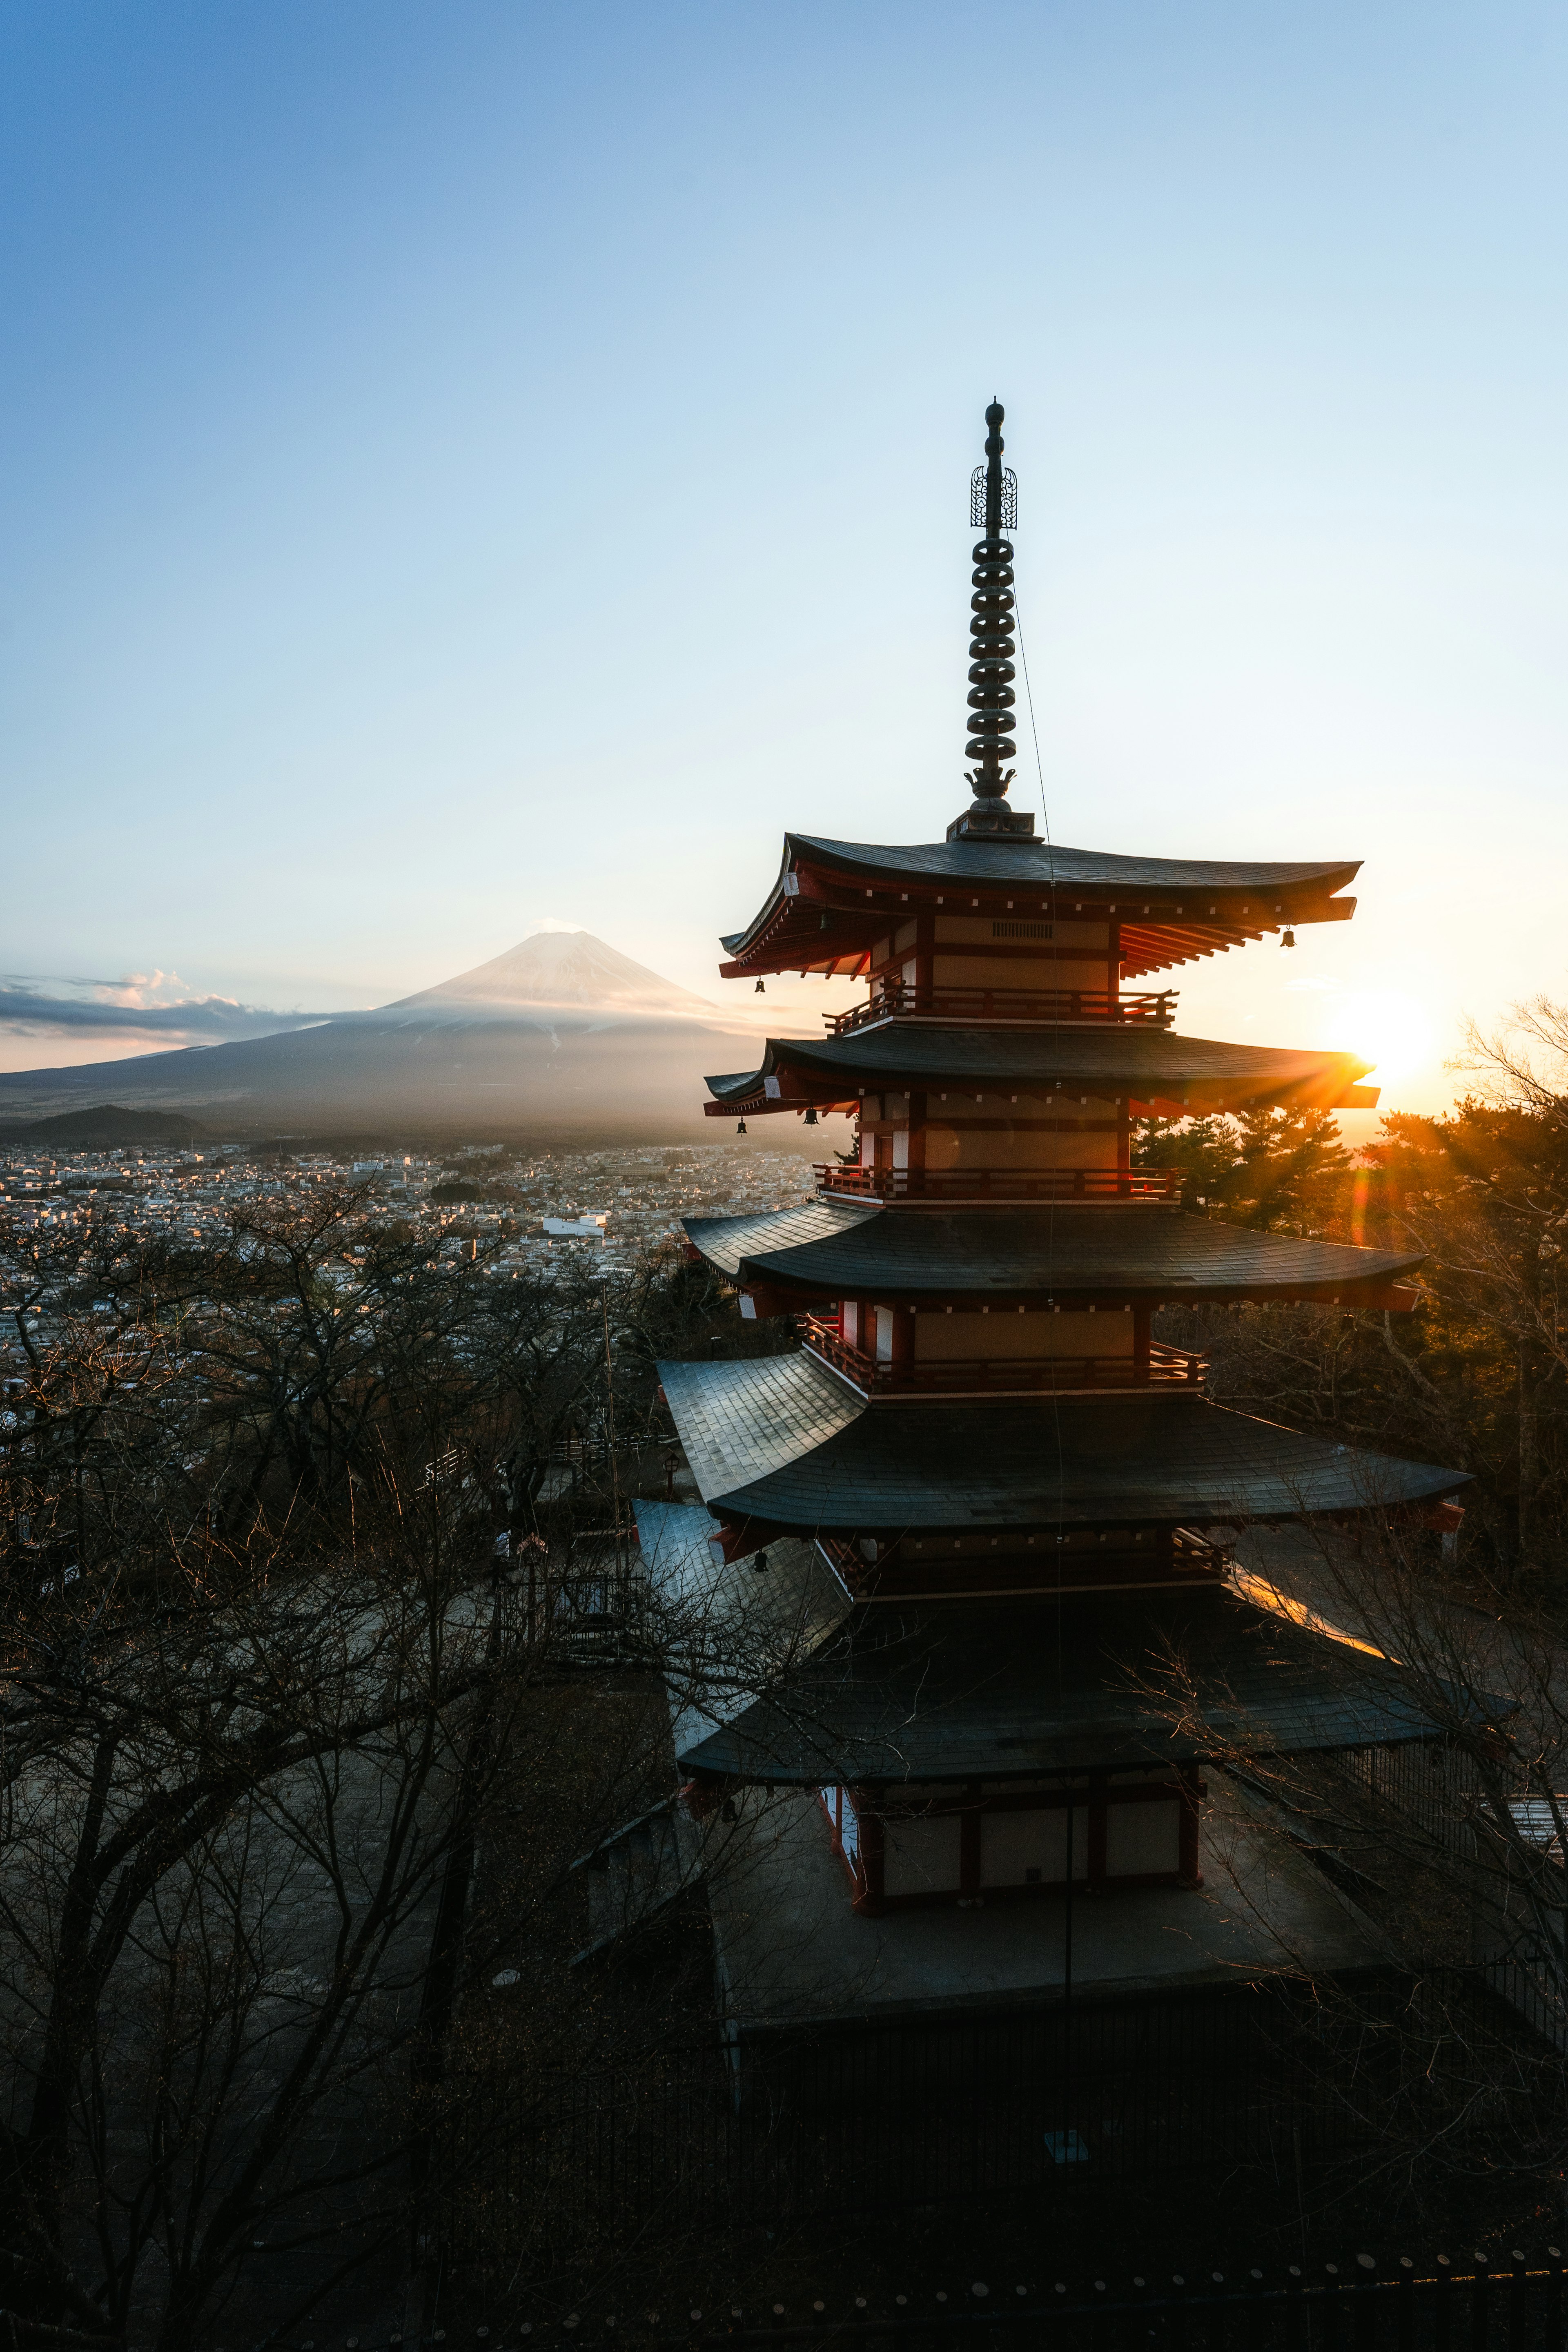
[947,399,1034,842]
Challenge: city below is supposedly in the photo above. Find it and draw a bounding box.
[0,1128,817,1279]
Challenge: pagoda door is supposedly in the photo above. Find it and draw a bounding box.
[873,1131,893,1192]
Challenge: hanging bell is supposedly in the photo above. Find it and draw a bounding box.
[755,979,766,993]
[752,1549,770,1574]
[736,1120,748,1135]
[804,1106,819,1127]
[1281,928,1296,949]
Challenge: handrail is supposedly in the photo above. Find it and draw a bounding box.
[801,1318,1206,1395]
[815,1164,1183,1203]
[825,985,1177,1035]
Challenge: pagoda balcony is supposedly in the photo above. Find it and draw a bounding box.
[799,1316,1206,1397]
[815,1163,1183,1204]
[824,984,1177,1036]
[815,1525,1234,1600]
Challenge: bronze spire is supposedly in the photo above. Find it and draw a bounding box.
[947,399,1035,842]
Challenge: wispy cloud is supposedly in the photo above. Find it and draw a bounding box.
[0,982,329,1041]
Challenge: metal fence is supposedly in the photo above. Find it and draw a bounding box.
[600,2261,1568,2352]
[437,1971,1551,2262]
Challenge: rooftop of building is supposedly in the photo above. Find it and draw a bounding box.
[634,1501,1447,1788]
[655,1352,1469,1533]
[718,834,1361,981]
[703,1024,1377,1116]
[703,1783,1382,2032]
[684,1197,1423,1304]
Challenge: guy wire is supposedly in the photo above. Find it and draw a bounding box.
[1012,587,1069,1706]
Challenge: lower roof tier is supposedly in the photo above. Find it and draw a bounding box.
[657,1350,1468,1533]
[685,1196,1423,1306]
[666,1579,1439,1787]
[703,1022,1376,1117]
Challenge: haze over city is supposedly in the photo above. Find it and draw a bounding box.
[5,0,1566,1124]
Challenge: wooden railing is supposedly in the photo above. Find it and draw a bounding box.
[826,985,1177,1034]
[801,1317,1206,1396]
[815,1164,1183,1204]
[817,1523,1233,1585]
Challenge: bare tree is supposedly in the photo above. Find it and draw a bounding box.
[0,1194,837,2342]
[1136,1504,1568,2196]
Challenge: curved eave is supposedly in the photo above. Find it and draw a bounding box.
[684,1202,1425,1308]
[675,1592,1443,1786]
[702,1026,1378,1118]
[657,1353,1470,1534]
[717,834,1361,980]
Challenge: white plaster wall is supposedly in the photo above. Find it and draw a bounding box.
[980,1808,1090,1888]
[882,1812,963,1897]
[1105,1801,1182,1878]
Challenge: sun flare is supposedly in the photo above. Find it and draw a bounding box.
[1333,988,1437,1090]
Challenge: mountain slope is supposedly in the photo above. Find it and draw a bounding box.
[0,932,772,1142]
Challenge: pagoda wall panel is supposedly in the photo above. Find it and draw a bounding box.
[932,954,1104,990]
[1106,1796,1182,1879]
[981,1806,1089,1890]
[924,1123,1118,1172]
[870,923,920,965]
[934,917,1108,949]
[835,1787,1186,1908]
[913,1309,1132,1362]
[882,1811,963,1898]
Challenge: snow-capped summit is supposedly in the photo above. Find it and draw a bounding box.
[392,930,718,1018]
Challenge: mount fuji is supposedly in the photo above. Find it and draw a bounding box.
[0,933,776,1144]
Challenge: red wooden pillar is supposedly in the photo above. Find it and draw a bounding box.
[1133,1305,1152,1384]
[1177,1763,1205,1887]
[1108,915,1122,1005]
[851,1794,885,1915]
[907,1090,927,1194]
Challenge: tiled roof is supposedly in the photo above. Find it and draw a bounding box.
[686,1200,1423,1302]
[657,1351,1469,1530]
[791,834,1359,893]
[703,1025,1370,1106]
[719,834,1360,955]
[674,1586,1438,1784]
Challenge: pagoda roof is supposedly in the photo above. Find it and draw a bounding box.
[671,1584,1440,1786]
[685,1198,1424,1306]
[703,1023,1377,1115]
[719,834,1361,981]
[657,1351,1468,1533]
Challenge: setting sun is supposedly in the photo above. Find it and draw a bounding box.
[1333,987,1439,1091]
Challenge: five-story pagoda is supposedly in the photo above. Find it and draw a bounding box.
[652,404,1465,1944]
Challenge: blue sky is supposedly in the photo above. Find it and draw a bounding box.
[4,0,1566,1118]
